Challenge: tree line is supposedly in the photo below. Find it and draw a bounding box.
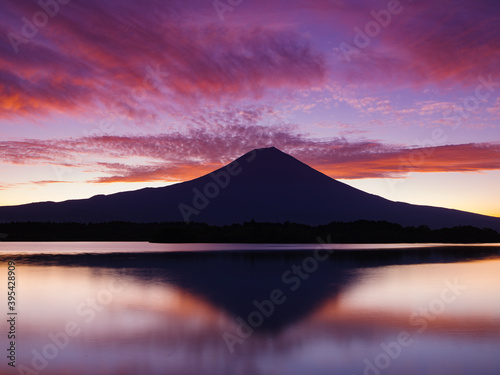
[0,220,499,243]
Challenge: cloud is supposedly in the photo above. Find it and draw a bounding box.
[1,122,500,181]
[332,0,500,88]
[487,98,500,118]
[1,0,497,124]
[0,0,326,119]
[30,180,72,185]
[310,142,500,179]
[93,163,215,183]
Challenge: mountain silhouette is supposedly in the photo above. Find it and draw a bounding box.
[1,147,499,230]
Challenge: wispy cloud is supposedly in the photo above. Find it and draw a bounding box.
[0,0,326,119]
[331,0,500,87]
[2,0,498,122]
[1,124,499,182]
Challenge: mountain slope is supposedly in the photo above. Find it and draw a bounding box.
[0,147,499,231]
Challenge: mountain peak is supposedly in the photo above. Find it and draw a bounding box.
[231,146,319,181]
[244,146,287,158]
[256,146,281,152]
[237,146,302,166]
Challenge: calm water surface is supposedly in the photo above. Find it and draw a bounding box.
[1,242,499,375]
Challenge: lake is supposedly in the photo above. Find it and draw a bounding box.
[1,242,500,375]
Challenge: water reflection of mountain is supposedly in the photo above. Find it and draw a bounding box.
[7,246,500,333]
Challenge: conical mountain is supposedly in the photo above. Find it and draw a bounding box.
[0,147,499,231]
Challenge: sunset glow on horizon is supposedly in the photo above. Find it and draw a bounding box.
[1,0,499,217]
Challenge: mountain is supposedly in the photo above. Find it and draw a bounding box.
[1,147,500,231]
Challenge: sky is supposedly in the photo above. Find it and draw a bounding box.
[0,0,499,217]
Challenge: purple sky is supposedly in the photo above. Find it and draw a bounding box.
[1,0,499,217]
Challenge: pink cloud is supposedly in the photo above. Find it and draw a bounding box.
[1,0,497,123]
[0,0,326,119]
[331,0,500,88]
[1,123,500,181]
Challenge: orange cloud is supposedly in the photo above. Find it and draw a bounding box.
[1,124,498,182]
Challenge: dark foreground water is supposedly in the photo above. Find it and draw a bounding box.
[1,242,500,375]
